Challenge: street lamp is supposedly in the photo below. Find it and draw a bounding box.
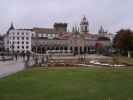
[11,44,14,60]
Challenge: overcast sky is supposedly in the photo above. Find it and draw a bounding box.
[0,0,133,34]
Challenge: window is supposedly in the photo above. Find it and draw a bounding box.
[41,34,43,37]
[22,37,24,40]
[17,46,19,49]
[22,46,24,49]
[17,37,19,40]
[26,46,29,49]
[22,41,24,44]
[39,34,42,37]
[85,26,88,31]
[26,37,29,40]
[32,33,35,37]
[17,41,19,44]
[26,42,29,44]
[17,32,19,35]
[22,32,24,35]
[13,37,15,39]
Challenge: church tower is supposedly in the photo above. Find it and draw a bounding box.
[98,26,108,37]
[80,16,89,33]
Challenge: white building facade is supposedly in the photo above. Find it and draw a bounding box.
[4,26,33,53]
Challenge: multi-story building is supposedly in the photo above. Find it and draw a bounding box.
[0,35,4,52]
[32,27,57,39]
[4,16,112,55]
[31,16,112,55]
[98,26,114,42]
[4,23,33,53]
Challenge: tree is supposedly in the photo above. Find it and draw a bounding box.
[113,29,133,57]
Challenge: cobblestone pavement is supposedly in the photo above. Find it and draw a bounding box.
[0,58,25,78]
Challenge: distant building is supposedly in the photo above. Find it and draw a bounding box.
[31,16,111,54]
[0,35,4,52]
[32,27,57,39]
[54,23,67,33]
[98,26,114,42]
[31,22,67,39]
[4,16,112,54]
[4,23,33,53]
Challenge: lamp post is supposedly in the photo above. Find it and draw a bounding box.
[82,33,86,64]
[11,44,14,60]
[83,39,86,64]
[34,34,38,65]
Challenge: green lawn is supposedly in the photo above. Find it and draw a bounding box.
[1,67,133,100]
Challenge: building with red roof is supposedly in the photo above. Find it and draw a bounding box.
[4,16,112,55]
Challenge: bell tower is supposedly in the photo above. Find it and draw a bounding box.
[80,16,89,33]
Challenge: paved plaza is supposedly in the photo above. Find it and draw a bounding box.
[0,54,111,78]
[0,58,25,78]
